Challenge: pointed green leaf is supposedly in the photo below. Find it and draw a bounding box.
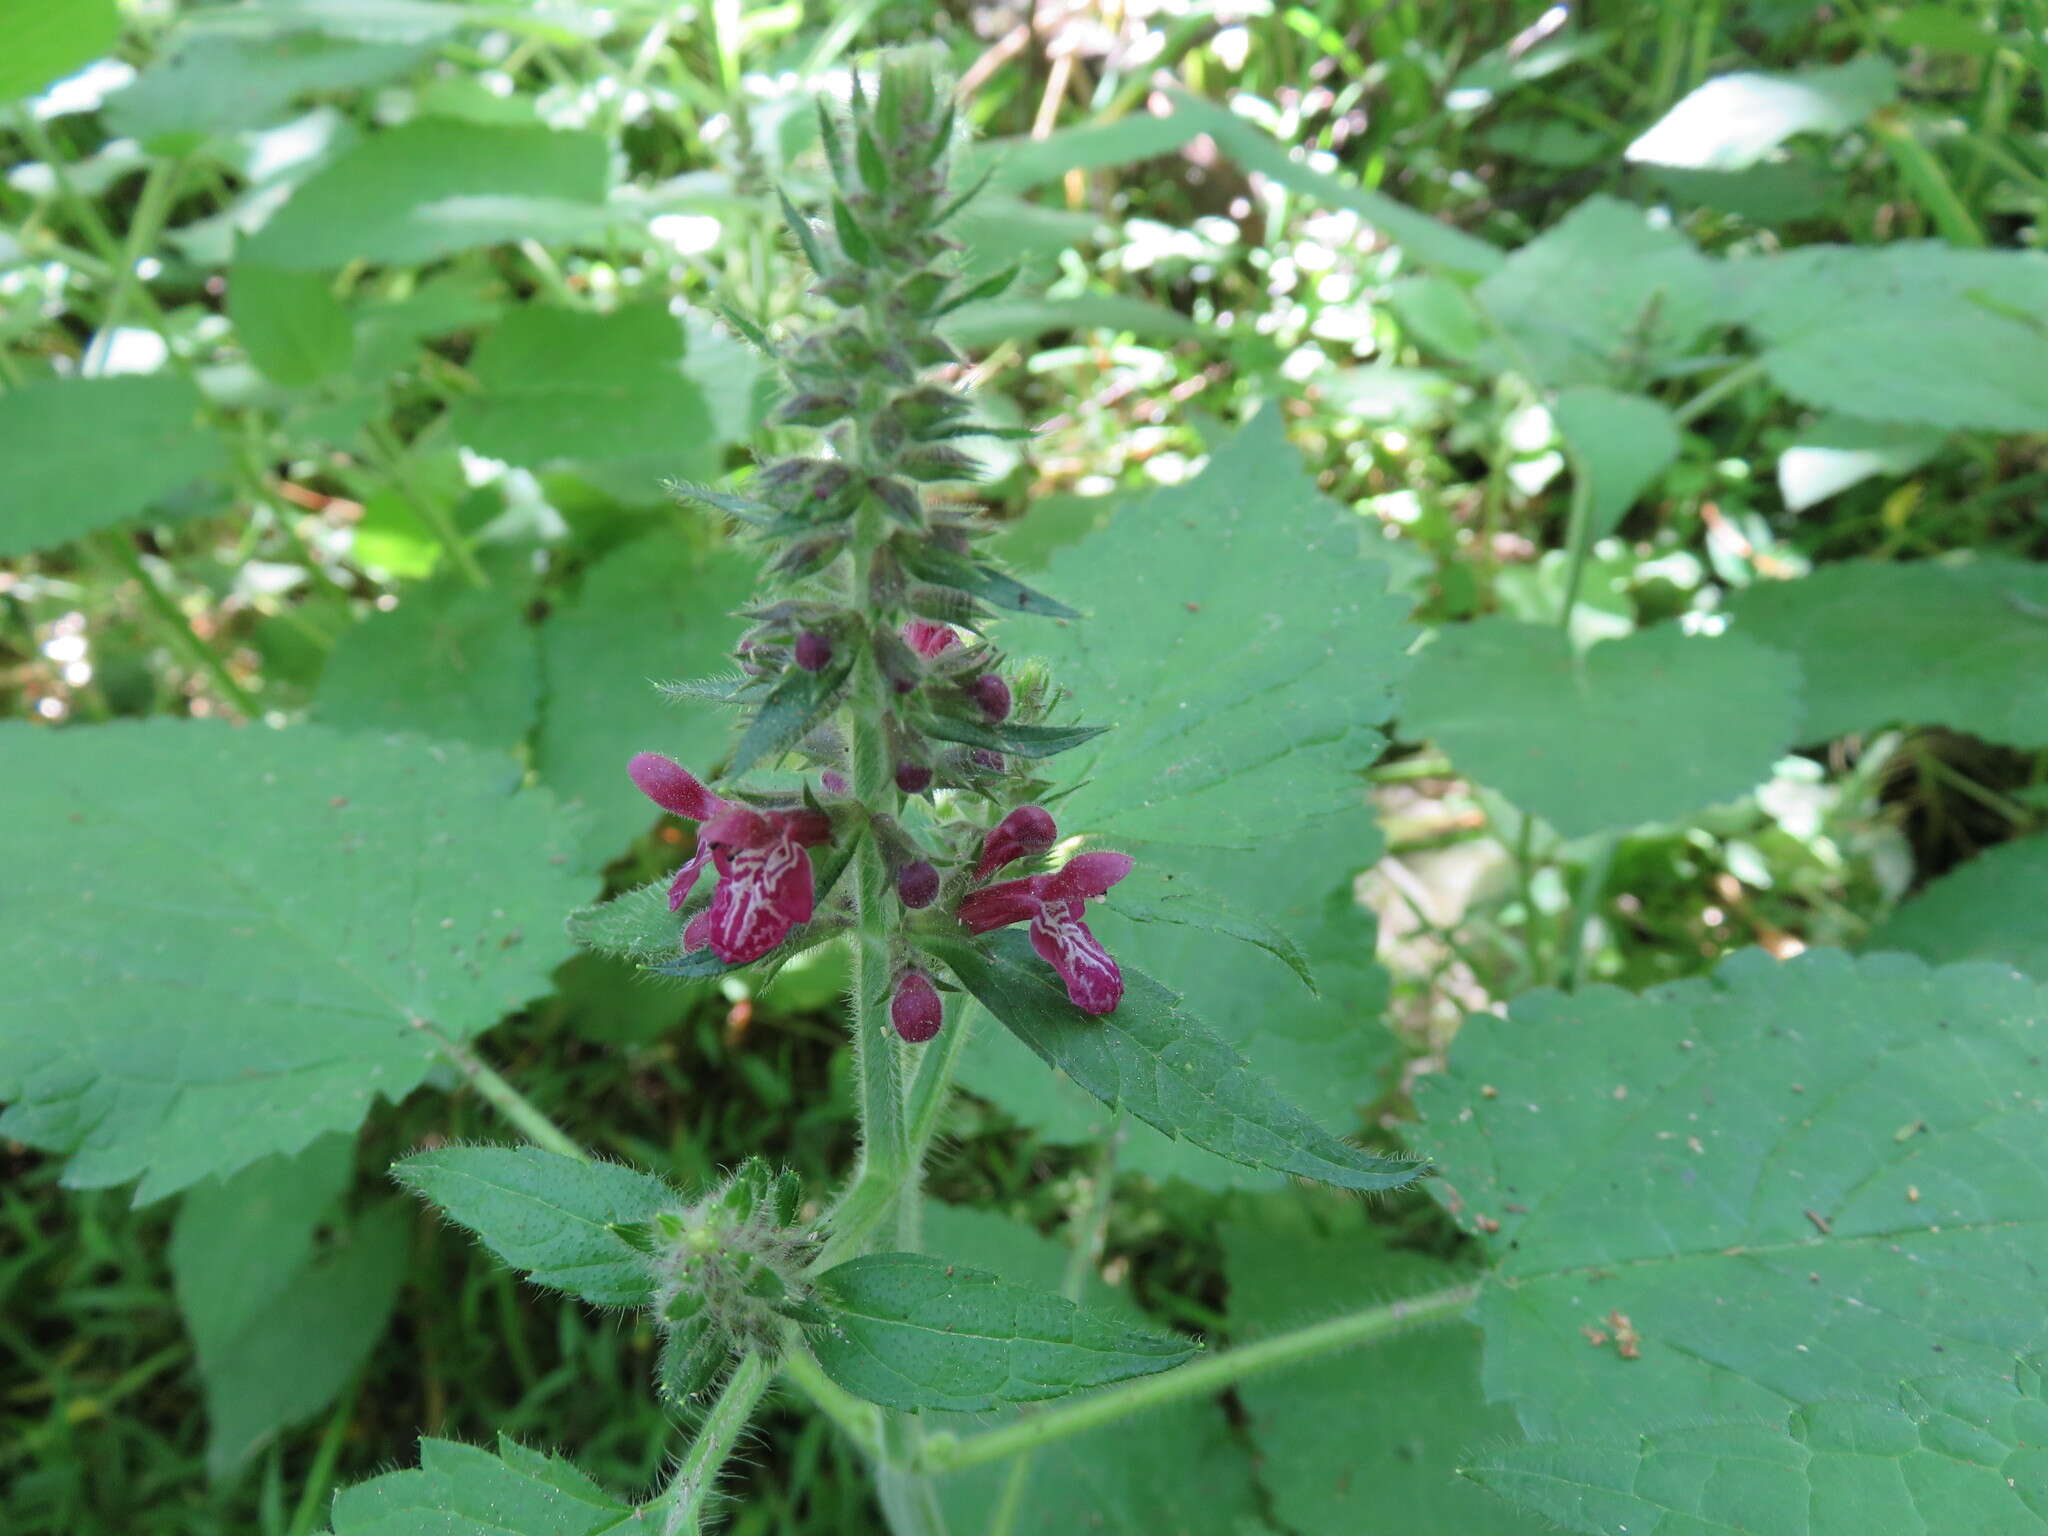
[394,1145,676,1308]
[1401,617,1802,838]
[776,187,829,274]
[804,1251,1195,1411]
[329,1435,637,1534]
[1552,386,1680,539]
[1469,1364,2048,1535]
[1412,947,2048,1443]
[1869,834,2048,978]
[228,262,355,387]
[918,714,1108,759]
[927,930,1421,1192]
[0,721,585,1203]
[830,196,875,266]
[566,876,683,963]
[1110,866,1315,994]
[726,657,851,778]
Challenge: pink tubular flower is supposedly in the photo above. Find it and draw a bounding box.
[902,619,959,659]
[974,804,1057,879]
[956,851,1132,1015]
[891,971,944,1043]
[628,753,831,965]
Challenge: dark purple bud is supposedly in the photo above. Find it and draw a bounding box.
[795,631,834,672]
[976,805,1057,878]
[895,760,933,793]
[891,971,944,1043]
[896,859,939,910]
[970,749,1005,773]
[966,673,1012,723]
[822,771,849,795]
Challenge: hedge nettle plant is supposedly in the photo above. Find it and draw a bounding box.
[389,56,1428,1531]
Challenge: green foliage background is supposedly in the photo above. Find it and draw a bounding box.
[4,1,2047,1533]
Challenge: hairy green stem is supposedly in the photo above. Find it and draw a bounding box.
[662,1353,775,1534]
[779,1346,883,1460]
[917,1282,1481,1475]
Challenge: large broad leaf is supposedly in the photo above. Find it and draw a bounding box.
[804,1251,1195,1412]
[1730,243,2048,430]
[1728,557,2048,746]
[1411,947,2048,1443]
[313,573,539,754]
[1626,57,1897,170]
[0,374,226,556]
[0,0,118,105]
[1401,617,1802,838]
[228,262,355,387]
[328,1435,639,1535]
[242,119,611,269]
[394,1145,675,1309]
[1223,1220,1543,1535]
[0,721,587,1202]
[1016,409,1414,859]
[533,537,755,869]
[1470,1363,2048,1534]
[173,1135,408,1480]
[447,304,719,476]
[930,929,1419,1193]
[1552,386,1680,539]
[1869,836,2048,978]
[105,31,426,140]
[924,1204,1269,1536]
[1474,196,1725,389]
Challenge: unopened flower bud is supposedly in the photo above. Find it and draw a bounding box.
[895,760,933,794]
[902,618,958,659]
[897,860,939,909]
[970,749,1005,772]
[822,771,849,795]
[891,971,944,1043]
[795,631,834,672]
[976,805,1057,878]
[966,673,1011,723]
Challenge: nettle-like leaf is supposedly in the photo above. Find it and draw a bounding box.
[534,537,754,869]
[1411,947,2048,1445]
[923,1204,1269,1535]
[1730,243,2048,431]
[1728,557,2048,746]
[243,118,613,269]
[228,262,357,387]
[394,1145,675,1309]
[1401,617,1803,838]
[173,1136,408,1480]
[0,721,586,1202]
[1551,386,1680,540]
[328,1435,639,1535]
[1223,1221,1542,1536]
[1870,835,2048,979]
[930,930,1419,1192]
[0,374,226,556]
[106,30,427,142]
[1470,1362,2048,1534]
[313,570,540,755]
[804,1251,1195,1412]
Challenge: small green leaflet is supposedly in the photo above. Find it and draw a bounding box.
[1411,947,2048,1444]
[1400,617,1802,839]
[1728,557,2048,746]
[0,374,226,556]
[0,722,586,1203]
[1551,386,1680,540]
[804,1252,1195,1412]
[327,1435,638,1535]
[173,1137,408,1480]
[394,1146,675,1309]
[1868,835,2048,979]
[1469,1364,2048,1534]
[927,930,1421,1192]
[726,657,851,778]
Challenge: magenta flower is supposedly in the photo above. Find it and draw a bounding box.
[902,619,959,659]
[974,804,1057,879]
[795,631,834,672]
[891,970,944,1043]
[629,753,832,965]
[956,851,1132,1015]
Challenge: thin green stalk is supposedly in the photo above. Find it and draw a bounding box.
[779,1346,883,1461]
[1556,464,1593,633]
[285,1376,363,1536]
[1672,357,1766,427]
[1563,837,1616,992]
[1511,810,1546,985]
[95,533,262,717]
[918,1283,1481,1475]
[662,1353,775,1535]
[417,1023,587,1160]
[1873,111,1987,248]
[364,421,491,588]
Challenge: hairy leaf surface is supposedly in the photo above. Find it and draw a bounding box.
[328,1435,637,1534]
